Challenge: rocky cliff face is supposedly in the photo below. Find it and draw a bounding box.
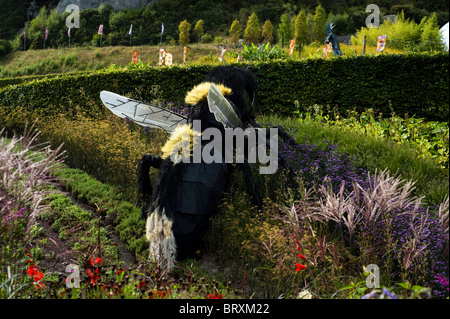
[55,0,153,13]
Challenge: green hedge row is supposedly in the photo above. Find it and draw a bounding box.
[0,73,63,89]
[0,53,448,121]
[254,53,449,121]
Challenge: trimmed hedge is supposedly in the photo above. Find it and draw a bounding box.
[0,53,448,121]
[0,73,82,89]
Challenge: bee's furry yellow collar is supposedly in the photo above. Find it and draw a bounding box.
[184,82,232,105]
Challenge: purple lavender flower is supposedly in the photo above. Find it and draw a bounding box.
[382,288,398,299]
[436,274,449,292]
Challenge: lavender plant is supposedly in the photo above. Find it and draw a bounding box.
[0,124,64,244]
[282,169,449,298]
[275,125,370,195]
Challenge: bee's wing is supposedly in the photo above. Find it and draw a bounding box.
[100,91,187,132]
[207,83,242,128]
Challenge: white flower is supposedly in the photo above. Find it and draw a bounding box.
[297,289,313,299]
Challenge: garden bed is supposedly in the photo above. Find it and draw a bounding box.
[1,106,448,299]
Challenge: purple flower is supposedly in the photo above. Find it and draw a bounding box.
[436,274,449,292]
[382,288,398,299]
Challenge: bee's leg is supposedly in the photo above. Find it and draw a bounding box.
[137,154,163,218]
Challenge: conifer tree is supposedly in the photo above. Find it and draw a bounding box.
[261,20,274,43]
[193,20,204,44]
[229,19,241,45]
[244,12,260,45]
[312,4,327,42]
[306,13,314,43]
[179,20,191,46]
[294,10,309,46]
[277,13,292,47]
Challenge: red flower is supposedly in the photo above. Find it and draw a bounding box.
[136,280,146,289]
[148,290,171,299]
[207,293,223,299]
[298,253,306,260]
[86,268,101,285]
[90,257,102,267]
[296,263,306,272]
[27,264,45,289]
[116,268,126,275]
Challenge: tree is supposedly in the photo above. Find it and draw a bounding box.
[312,4,327,42]
[261,20,274,44]
[294,10,308,46]
[193,20,204,44]
[306,13,314,43]
[178,20,191,46]
[229,19,241,45]
[109,11,128,33]
[244,12,260,45]
[277,13,292,47]
[26,6,48,49]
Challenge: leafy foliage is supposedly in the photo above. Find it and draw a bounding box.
[1,53,447,122]
[244,12,260,45]
[178,20,191,46]
[351,12,445,52]
[241,42,286,61]
[261,20,274,44]
[0,39,12,59]
[229,19,241,46]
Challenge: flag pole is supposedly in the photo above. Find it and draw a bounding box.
[129,24,132,46]
[44,29,48,49]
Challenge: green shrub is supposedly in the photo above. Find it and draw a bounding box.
[0,53,448,121]
[351,12,444,51]
[200,33,213,44]
[241,42,287,61]
[0,39,12,58]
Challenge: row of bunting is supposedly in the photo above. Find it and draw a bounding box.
[24,23,159,41]
[153,35,385,66]
[28,24,386,58]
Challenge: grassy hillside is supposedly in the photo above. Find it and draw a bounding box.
[0,43,225,78]
[0,41,402,79]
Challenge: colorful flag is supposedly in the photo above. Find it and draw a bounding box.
[159,48,166,65]
[45,29,48,40]
[98,24,104,35]
[165,52,172,66]
[24,31,26,40]
[161,23,164,34]
[289,39,295,55]
[376,34,386,52]
[236,54,242,63]
[68,28,71,37]
[131,50,139,64]
[219,47,227,62]
[129,24,133,35]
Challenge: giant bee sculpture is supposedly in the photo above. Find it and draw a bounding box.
[100,65,298,270]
